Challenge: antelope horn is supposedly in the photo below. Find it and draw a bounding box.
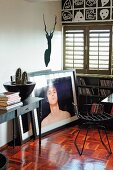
[43,14,48,34]
[51,16,57,34]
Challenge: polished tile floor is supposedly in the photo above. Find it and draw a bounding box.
[1,125,113,170]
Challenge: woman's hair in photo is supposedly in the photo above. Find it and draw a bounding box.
[34,77,75,119]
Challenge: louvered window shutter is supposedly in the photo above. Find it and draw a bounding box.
[63,28,85,72]
[88,29,111,74]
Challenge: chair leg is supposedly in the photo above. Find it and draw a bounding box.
[74,127,89,156]
[98,126,112,155]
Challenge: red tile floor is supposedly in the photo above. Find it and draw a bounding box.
[1,125,113,170]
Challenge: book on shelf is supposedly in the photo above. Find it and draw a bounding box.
[110,106,113,115]
[100,79,113,88]
[78,77,86,86]
[0,101,23,110]
[90,103,104,114]
[99,89,111,97]
[0,92,20,101]
[78,87,93,96]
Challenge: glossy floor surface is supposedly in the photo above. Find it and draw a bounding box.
[1,125,113,170]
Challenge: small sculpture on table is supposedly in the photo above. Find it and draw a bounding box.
[4,68,35,101]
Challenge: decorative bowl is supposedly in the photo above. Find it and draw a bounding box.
[3,81,36,101]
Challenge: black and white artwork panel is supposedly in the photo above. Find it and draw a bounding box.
[62,0,113,22]
[62,10,73,21]
[97,8,110,20]
[74,0,84,8]
[85,8,96,20]
[62,0,73,9]
[85,0,96,8]
[74,9,84,22]
[98,0,110,7]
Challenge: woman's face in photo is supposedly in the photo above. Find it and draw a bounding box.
[47,86,58,105]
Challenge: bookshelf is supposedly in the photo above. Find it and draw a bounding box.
[76,74,113,112]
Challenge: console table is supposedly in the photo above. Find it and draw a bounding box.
[0,97,43,155]
[0,103,23,148]
[16,97,43,155]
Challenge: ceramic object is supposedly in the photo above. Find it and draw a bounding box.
[3,81,36,101]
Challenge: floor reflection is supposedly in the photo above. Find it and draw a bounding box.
[60,158,106,170]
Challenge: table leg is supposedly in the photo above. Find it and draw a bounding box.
[13,119,15,148]
[38,100,42,156]
[30,111,37,139]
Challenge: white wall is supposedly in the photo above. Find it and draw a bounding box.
[0,0,62,146]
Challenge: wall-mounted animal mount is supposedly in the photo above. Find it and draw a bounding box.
[43,14,57,67]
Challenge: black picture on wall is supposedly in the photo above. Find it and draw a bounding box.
[62,0,113,22]
[62,0,72,9]
[85,0,96,7]
[74,9,84,22]
[74,0,84,8]
[62,10,73,21]
[97,8,110,20]
[85,8,96,20]
[98,0,110,7]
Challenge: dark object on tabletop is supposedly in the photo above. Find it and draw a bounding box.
[3,68,35,101]
[15,67,28,85]
[73,103,112,156]
[0,153,8,170]
[3,81,35,101]
[43,14,57,67]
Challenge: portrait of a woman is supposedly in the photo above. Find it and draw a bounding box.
[34,75,75,128]
[41,83,71,127]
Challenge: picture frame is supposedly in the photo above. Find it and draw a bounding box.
[17,111,34,144]
[29,69,78,136]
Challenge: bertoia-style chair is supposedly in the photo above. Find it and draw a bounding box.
[73,103,112,156]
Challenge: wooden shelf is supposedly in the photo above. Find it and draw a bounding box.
[77,75,113,112]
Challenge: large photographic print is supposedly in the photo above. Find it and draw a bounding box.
[31,70,78,134]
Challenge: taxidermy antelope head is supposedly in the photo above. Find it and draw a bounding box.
[43,14,57,67]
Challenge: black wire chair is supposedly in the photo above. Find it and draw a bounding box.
[73,103,112,156]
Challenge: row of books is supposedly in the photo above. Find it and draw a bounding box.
[78,77,113,88]
[0,92,23,110]
[78,86,111,97]
[100,79,113,88]
[78,87,93,96]
[99,89,111,97]
[90,103,104,114]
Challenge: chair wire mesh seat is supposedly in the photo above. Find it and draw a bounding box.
[73,103,112,156]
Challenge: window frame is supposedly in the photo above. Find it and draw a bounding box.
[63,24,112,75]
